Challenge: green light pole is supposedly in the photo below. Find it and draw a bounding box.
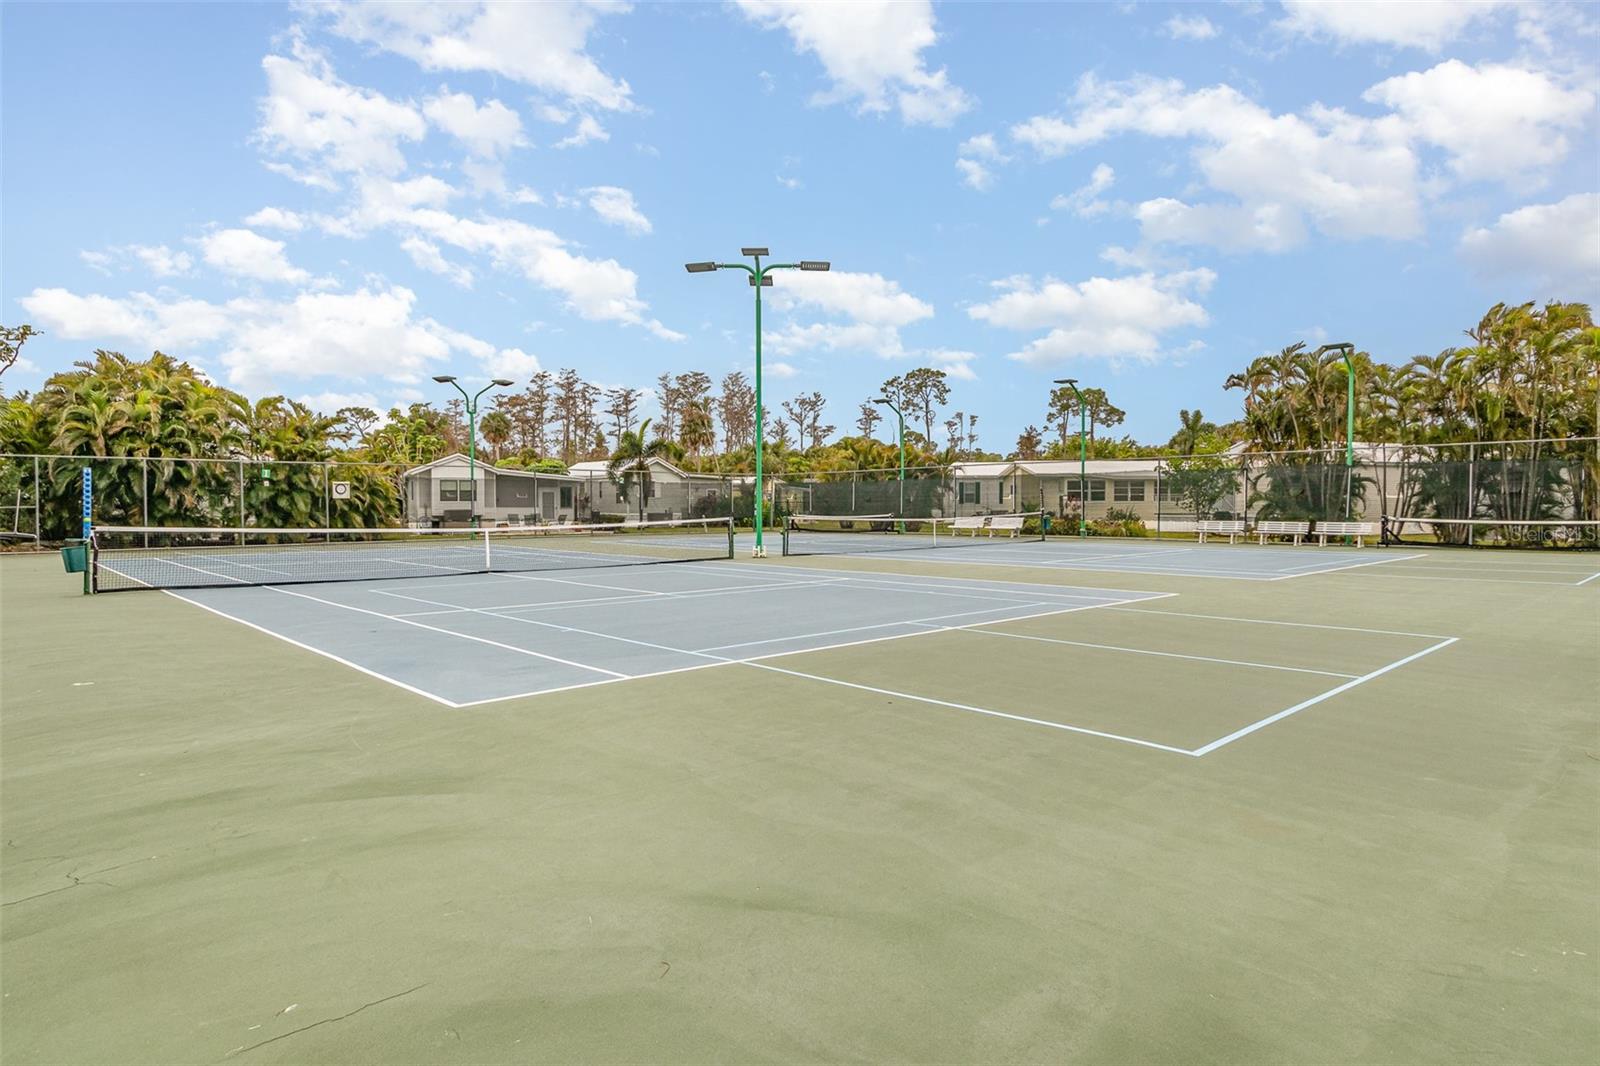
[1054,378,1087,537]
[873,396,905,530]
[1312,343,1356,519]
[433,374,514,527]
[687,250,831,557]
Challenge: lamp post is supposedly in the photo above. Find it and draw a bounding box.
[873,396,905,530]
[687,250,830,557]
[1054,378,1087,537]
[432,375,514,527]
[1312,343,1356,519]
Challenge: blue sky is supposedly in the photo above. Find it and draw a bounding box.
[4,1,1596,448]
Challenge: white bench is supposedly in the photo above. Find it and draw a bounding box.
[1196,519,1246,544]
[951,516,988,537]
[1315,520,1375,546]
[988,515,1025,539]
[1254,519,1310,545]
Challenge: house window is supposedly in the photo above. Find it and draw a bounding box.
[957,481,980,504]
[1158,478,1177,501]
[1114,481,1146,502]
[1064,479,1105,502]
[999,479,1009,501]
[438,479,475,502]
[559,486,574,508]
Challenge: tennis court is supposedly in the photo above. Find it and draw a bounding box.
[2,527,1596,1062]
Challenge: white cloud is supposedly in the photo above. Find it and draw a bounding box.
[1050,163,1116,217]
[583,185,652,235]
[776,173,803,190]
[771,269,934,329]
[1275,0,1510,51]
[1163,14,1217,40]
[765,361,799,378]
[736,0,972,126]
[968,269,1215,364]
[200,228,311,284]
[299,390,381,414]
[19,283,508,395]
[1135,198,1306,252]
[1364,60,1593,186]
[79,244,195,277]
[401,236,475,287]
[256,39,426,180]
[955,157,995,191]
[1011,73,1421,250]
[131,245,194,277]
[1459,193,1600,295]
[554,113,608,149]
[298,0,635,111]
[423,87,525,156]
[959,133,1006,160]
[483,346,542,380]
[923,347,979,380]
[244,206,307,232]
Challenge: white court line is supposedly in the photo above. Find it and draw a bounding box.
[377,576,850,618]
[696,602,1055,653]
[739,661,1196,757]
[489,570,667,595]
[1576,571,1600,587]
[675,561,1176,602]
[1272,553,1422,574]
[1322,571,1585,586]
[947,626,1361,679]
[374,585,1057,663]
[449,597,1170,708]
[1190,638,1459,757]
[1101,605,1452,640]
[264,586,630,679]
[1268,553,1426,580]
[784,551,1294,581]
[161,591,460,707]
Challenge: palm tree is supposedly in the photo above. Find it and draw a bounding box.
[606,417,682,523]
[1172,409,1208,455]
[479,411,512,462]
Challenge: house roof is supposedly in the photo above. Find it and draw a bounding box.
[401,453,578,481]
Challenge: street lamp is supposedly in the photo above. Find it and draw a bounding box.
[873,397,905,530]
[686,249,831,557]
[1312,343,1357,519]
[433,374,514,527]
[1054,378,1087,537]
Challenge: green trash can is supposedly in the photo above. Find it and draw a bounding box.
[61,540,87,573]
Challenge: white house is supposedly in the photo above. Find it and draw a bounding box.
[402,454,584,526]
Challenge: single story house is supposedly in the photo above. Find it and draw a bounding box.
[402,454,586,526]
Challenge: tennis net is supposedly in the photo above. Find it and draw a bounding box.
[90,517,736,592]
[1380,515,1599,549]
[782,512,1045,557]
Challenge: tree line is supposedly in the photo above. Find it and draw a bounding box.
[1,298,1593,535]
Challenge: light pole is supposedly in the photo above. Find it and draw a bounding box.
[1054,378,1087,537]
[1312,343,1356,519]
[686,250,830,556]
[873,396,905,530]
[433,374,514,527]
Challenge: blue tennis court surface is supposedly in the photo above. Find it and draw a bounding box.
[167,562,1174,707]
[778,531,1425,580]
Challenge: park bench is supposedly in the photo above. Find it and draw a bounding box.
[988,514,1025,539]
[1196,519,1246,544]
[951,515,988,537]
[1315,520,1375,546]
[1254,519,1310,545]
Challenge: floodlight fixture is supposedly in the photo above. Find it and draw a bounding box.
[799,261,830,272]
[740,247,769,257]
[491,378,515,387]
[432,375,458,383]
[1053,377,1078,386]
[685,261,718,273]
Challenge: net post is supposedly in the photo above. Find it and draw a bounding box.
[726,517,734,559]
[484,525,492,571]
